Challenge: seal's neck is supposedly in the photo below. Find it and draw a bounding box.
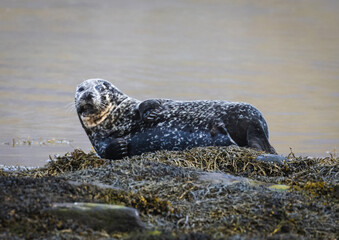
[81,102,115,128]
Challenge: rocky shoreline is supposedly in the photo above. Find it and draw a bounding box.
[1,146,338,239]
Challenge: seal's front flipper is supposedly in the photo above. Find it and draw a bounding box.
[103,138,129,160]
[137,99,163,122]
[247,124,277,154]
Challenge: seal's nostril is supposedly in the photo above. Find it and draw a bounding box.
[82,92,93,101]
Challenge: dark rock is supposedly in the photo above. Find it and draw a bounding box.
[48,202,144,233]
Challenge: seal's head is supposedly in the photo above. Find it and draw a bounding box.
[75,78,127,128]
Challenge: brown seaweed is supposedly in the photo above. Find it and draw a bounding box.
[1,146,338,239]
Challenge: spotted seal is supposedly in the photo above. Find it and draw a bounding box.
[75,79,276,160]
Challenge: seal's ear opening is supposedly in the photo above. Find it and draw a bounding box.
[103,82,111,89]
[247,124,277,154]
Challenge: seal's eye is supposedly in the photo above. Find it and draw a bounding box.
[96,85,105,92]
[78,87,85,92]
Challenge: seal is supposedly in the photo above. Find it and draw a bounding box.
[75,79,235,159]
[75,79,276,160]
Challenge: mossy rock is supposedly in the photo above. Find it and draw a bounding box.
[48,202,144,233]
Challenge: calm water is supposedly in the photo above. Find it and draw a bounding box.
[0,0,338,166]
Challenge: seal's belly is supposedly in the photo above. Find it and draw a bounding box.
[127,125,233,156]
[123,101,236,156]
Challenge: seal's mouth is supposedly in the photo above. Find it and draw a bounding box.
[79,102,114,128]
[76,103,99,116]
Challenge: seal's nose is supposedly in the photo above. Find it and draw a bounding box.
[81,92,94,102]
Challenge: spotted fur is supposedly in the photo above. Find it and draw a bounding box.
[75,79,276,160]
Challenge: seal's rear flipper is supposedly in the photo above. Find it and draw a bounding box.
[210,121,228,136]
[247,124,277,154]
[210,121,236,145]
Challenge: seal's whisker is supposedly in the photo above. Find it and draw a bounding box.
[65,102,76,113]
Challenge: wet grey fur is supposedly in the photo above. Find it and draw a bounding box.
[75,79,276,160]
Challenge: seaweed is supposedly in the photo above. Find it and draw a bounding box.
[0,146,338,239]
[45,149,105,175]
